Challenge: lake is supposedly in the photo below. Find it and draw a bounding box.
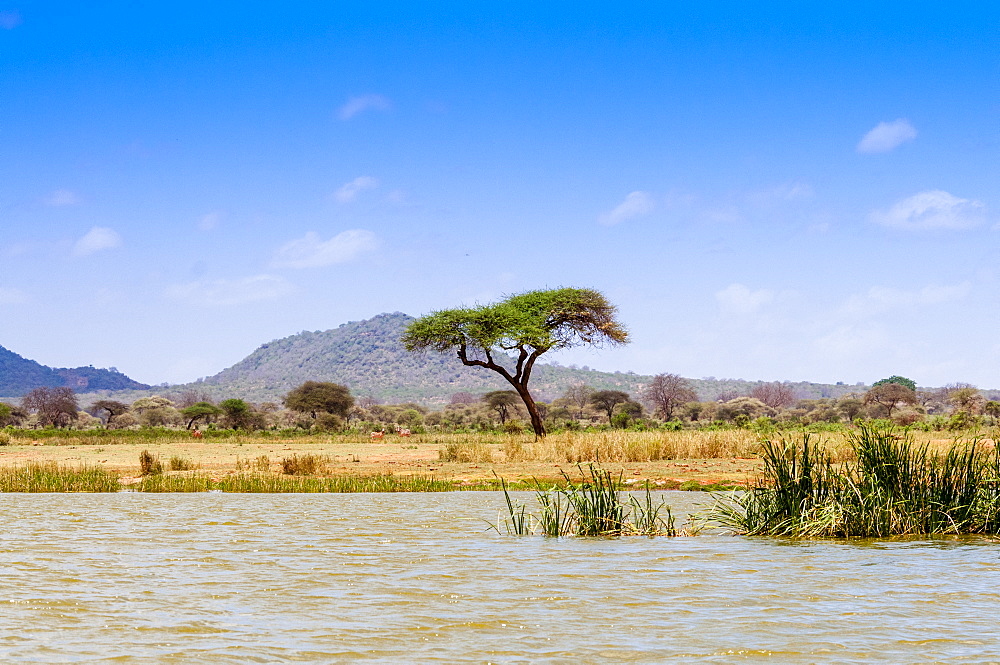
[0,491,997,663]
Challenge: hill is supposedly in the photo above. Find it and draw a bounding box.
[0,345,150,399]
[82,312,866,407]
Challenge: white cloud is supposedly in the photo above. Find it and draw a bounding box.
[870,190,985,231]
[72,227,123,256]
[0,287,27,305]
[333,176,378,203]
[271,230,378,268]
[599,191,655,226]
[857,118,917,154]
[44,189,81,207]
[198,212,224,231]
[164,275,292,306]
[337,94,391,120]
[843,282,971,316]
[0,11,21,30]
[715,283,774,314]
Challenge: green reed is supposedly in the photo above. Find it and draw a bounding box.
[712,424,1000,537]
[0,463,121,492]
[132,472,459,493]
[492,464,677,537]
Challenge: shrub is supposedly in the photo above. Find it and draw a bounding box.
[139,450,163,476]
[169,456,195,471]
[281,453,327,475]
[502,419,525,434]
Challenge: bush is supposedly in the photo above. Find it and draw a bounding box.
[169,456,195,471]
[139,450,163,476]
[281,454,327,475]
[502,419,525,434]
[313,414,344,433]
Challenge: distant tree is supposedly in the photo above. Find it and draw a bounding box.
[403,288,628,437]
[219,398,262,430]
[92,400,129,429]
[642,373,697,420]
[947,385,983,414]
[483,391,519,424]
[131,396,175,414]
[0,402,13,427]
[984,401,1000,420]
[180,401,223,429]
[716,397,774,423]
[749,382,796,409]
[357,394,382,409]
[449,392,479,405]
[562,384,594,419]
[22,387,78,427]
[590,390,630,423]
[284,381,354,419]
[716,389,741,402]
[872,375,917,393]
[176,390,211,409]
[837,396,865,421]
[864,383,917,418]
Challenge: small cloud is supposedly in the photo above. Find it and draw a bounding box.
[164,275,292,306]
[72,227,123,256]
[843,282,971,316]
[198,211,225,231]
[44,189,82,207]
[271,229,378,268]
[715,283,774,314]
[857,118,917,154]
[0,287,27,305]
[0,10,21,29]
[599,191,655,226]
[333,176,378,204]
[337,94,391,121]
[870,190,985,231]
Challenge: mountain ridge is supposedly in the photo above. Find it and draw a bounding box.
[0,345,150,398]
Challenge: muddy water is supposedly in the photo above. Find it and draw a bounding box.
[0,492,997,663]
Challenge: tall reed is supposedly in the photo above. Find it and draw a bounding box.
[493,465,677,537]
[0,463,121,492]
[712,424,1000,537]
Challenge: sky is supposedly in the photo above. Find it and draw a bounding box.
[1,2,999,388]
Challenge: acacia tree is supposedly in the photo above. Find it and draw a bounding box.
[92,399,129,429]
[864,383,918,418]
[563,384,593,419]
[284,381,354,419]
[749,382,796,409]
[22,387,78,427]
[180,401,222,429]
[642,373,697,420]
[590,390,630,423]
[483,390,519,424]
[402,288,628,437]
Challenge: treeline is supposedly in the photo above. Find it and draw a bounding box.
[2,374,997,435]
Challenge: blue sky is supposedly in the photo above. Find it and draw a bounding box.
[2,2,998,388]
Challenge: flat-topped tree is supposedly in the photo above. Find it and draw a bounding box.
[402,288,628,438]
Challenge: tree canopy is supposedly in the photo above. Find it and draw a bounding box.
[284,381,354,419]
[402,288,628,437]
[872,375,917,392]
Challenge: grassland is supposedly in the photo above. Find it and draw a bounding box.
[0,426,991,493]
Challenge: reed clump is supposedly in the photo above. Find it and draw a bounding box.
[139,450,163,476]
[133,472,458,493]
[0,463,121,492]
[280,453,329,475]
[712,424,1000,537]
[517,430,760,463]
[439,442,495,463]
[493,465,677,537]
[169,455,195,471]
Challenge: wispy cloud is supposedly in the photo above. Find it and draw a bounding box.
[857,118,917,154]
[164,275,292,306]
[72,227,123,256]
[843,282,971,316]
[337,94,391,121]
[198,211,224,231]
[746,181,814,206]
[0,287,27,305]
[271,230,378,268]
[599,191,655,226]
[44,189,82,207]
[870,190,985,230]
[333,176,378,203]
[0,10,21,29]
[715,283,774,314]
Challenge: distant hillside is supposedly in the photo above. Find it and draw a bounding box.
[0,345,149,398]
[83,312,867,407]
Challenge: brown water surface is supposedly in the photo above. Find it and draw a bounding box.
[0,492,997,662]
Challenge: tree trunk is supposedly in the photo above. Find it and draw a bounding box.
[509,381,545,438]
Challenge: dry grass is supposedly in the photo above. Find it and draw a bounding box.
[511,430,763,463]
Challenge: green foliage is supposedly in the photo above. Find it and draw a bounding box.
[284,381,354,418]
[872,375,917,392]
[139,450,163,476]
[180,401,222,429]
